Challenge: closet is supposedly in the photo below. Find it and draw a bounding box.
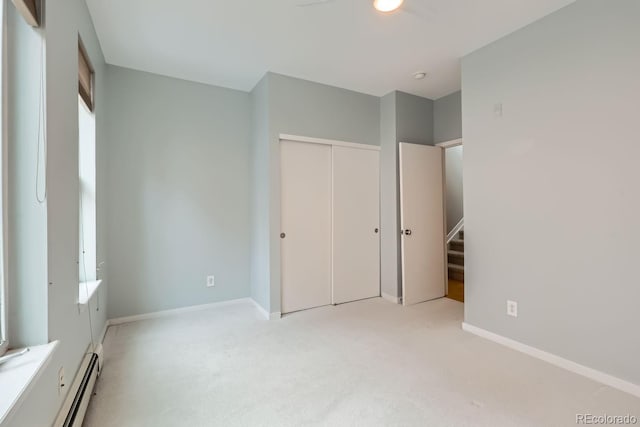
[280,137,380,314]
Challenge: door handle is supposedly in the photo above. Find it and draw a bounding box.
[403,229,412,236]
[374,228,379,234]
[280,233,286,239]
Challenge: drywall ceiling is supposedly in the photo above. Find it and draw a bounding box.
[85,0,575,99]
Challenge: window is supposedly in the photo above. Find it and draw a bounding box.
[78,38,96,284]
[0,0,41,359]
[78,97,96,283]
[0,0,8,357]
[78,39,94,112]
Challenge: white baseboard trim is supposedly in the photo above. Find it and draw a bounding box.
[461,322,640,398]
[249,299,281,320]
[381,292,400,304]
[97,321,109,344]
[250,299,269,319]
[108,298,253,326]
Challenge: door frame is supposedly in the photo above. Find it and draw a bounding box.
[436,138,463,149]
[435,138,463,297]
[278,134,381,313]
[280,134,381,152]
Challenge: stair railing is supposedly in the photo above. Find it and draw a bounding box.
[447,218,464,244]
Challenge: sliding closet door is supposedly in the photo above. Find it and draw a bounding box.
[280,141,332,314]
[332,146,380,304]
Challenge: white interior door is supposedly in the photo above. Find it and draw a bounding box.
[280,140,332,314]
[332,146,380,304]
[399,143,446,305]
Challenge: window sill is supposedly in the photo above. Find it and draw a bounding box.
[0,341,59,425]
[78,279,102,308]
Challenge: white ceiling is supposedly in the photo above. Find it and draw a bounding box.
[85,0,575,99]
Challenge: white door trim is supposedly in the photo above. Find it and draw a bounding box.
[438,139,463,297]
[436,138,463,148]
[280,134,381,151]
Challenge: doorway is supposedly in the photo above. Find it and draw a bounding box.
[440,139,464,303]
[398,139,463,306]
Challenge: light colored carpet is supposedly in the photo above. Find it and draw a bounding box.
[84,298,639,427]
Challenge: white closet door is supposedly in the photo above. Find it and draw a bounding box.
[280,140,332,314]
[332,146,380,304]
[399,143,446,305]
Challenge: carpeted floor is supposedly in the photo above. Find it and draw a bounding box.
[84,298,639,427]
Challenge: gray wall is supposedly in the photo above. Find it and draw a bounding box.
[5,0,109,425]
[379,92,398,299]
[268,73,380,146]
[396,91,434,145]
[462,0,640,385]
[444,145,463,232]
[380,91,434,298]
[249,75,271,312]
[104,66,252,319]
[434,91,462,144]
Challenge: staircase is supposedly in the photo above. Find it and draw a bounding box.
[448,229,464,282]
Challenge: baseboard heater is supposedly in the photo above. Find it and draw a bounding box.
[54,345,103,427]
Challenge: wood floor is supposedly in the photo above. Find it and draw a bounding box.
[447,279,464,303]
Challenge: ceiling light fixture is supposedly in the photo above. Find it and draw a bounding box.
[413,72,427,80]
[373,0,404,13]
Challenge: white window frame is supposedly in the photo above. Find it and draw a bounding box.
[0,0,9,357]
[78,95,97,284]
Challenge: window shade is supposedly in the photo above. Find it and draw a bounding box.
[78,40,94,112]
[11,0,40,27]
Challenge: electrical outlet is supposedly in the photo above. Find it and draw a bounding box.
[58,367,65,396]
[507,300,518,317]
[207,276,215,288]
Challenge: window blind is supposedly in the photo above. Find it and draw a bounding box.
[11,0,39,27]
[78,40,94,112]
